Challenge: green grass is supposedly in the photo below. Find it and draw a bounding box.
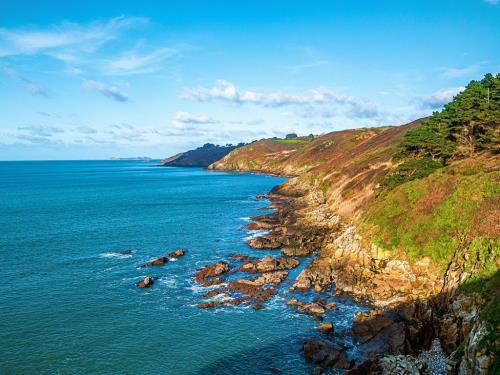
[273,138,309,145]
[363,165,499,266]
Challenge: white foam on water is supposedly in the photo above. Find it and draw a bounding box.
[99,252,132,259]
[239,216,250,221]
[158,276,177,288]
[243,229,268,241]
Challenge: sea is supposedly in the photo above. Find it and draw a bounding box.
[0,160,365,375]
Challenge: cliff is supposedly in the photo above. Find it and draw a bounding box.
[162,143,244,167]
[209,74,499,373]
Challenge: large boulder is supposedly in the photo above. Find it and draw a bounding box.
[352,310,405,356]
[301,339,352,369]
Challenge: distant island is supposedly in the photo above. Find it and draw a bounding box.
[109,157,152,161]
[161,143,245,167]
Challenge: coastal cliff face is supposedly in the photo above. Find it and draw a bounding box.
[209,74,499,373]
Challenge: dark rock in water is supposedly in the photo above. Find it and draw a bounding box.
[141,256,168,267]
[168,249,185,258]
[120,249,133,255]
[301,339,352,369]
[312,367,323,375]
[136,276,154,288]
[252,303,265,310]
[194,261,230,286]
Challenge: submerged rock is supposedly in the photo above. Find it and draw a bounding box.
[120,249,133,255]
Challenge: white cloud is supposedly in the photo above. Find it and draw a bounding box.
[174,111,218,124]
[81,79,128,102]
[102,47,178,75]
[418,87,465,109]
[180,80,380,119]
[0,16,148,59]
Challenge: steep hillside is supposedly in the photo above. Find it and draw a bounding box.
[210,73,499,372]
[211,121,421,217]
[162,143,244,167]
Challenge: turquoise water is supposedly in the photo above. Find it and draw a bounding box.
[0,161,363,375]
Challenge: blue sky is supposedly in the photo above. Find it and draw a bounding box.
[0,0,498,160]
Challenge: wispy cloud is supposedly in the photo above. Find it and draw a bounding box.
[4,68,49,97]
[174,111,218,124]
[81,79,128,102]
[18,125,64,136]
[440,64,480,79]
[102,47,178,75]
[484,0,498,4]
[0,16,148,59]
[417,87,465,109]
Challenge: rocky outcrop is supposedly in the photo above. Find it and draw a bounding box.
[168,249,185,258]
[238,256,299,273]
[141,256,168,267]
[301,339,352,369]
[136,276,154,288]
[194,261,230,286]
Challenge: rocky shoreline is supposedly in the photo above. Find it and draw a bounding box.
[191,176,494,374]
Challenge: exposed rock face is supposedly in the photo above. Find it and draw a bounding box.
[136,276,154,288]
[458,321,494,375]
[301,339,352,369]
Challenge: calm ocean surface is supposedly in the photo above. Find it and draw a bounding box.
[0,161,363,375]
